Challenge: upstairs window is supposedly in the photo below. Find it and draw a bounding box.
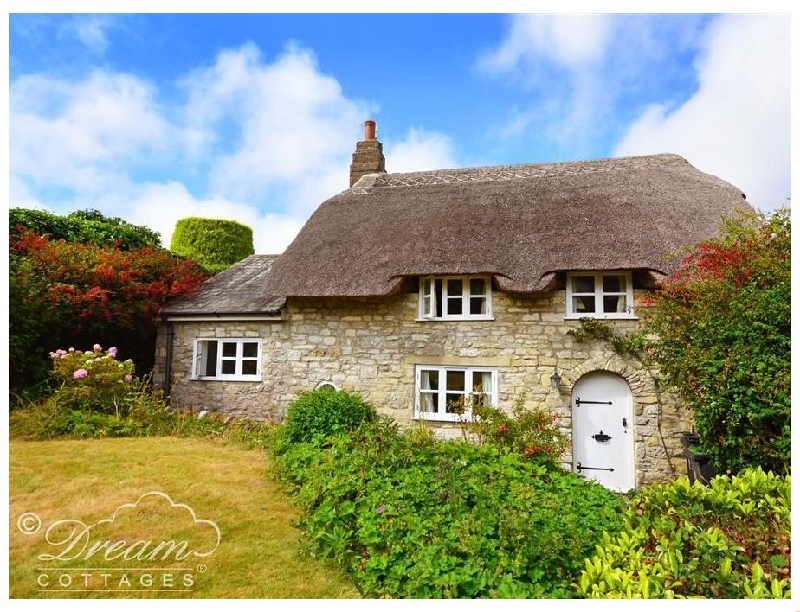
[419,276,492,320]
[566,272,635,319]
[192,339,261,381]
[415,365,497,422]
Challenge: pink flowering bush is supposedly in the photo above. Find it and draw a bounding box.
[48,344,136,414]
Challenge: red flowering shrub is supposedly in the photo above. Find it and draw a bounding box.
[642,209,790,474]
[10,231,207,394]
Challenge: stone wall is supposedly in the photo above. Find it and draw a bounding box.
[154,288,692,486]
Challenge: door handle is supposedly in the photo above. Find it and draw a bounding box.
[622,418,628,428]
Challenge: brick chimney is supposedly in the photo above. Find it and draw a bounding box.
[349,120,386,187]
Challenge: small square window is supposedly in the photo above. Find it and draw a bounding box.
[566,272,635,319]
[418,276,493,320]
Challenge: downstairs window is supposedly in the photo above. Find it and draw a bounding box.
[415,365,498,422]
[192,339,261,381]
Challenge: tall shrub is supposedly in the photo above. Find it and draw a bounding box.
[170,217,255,274]
[642,209,790,473]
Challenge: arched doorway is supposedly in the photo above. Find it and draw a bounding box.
[572,371,635,492]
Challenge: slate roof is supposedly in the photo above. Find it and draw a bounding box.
[161,254,285,315]
[264,153,750,297]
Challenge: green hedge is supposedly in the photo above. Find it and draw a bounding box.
[169,217,254,273]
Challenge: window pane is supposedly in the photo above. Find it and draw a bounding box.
[470,278,486,295]
[241,360,257,375]
[435,279,443,318]
[204,341,218,377]
[572,275,595,293]
[573,296,596,313]
[473,371,492,394]
[447,296,463,315]
[446,394,465,413]
[420,391,438,413]
[242,342,258,358]
[446,370,466,392]
[222,342,237,358]
[420,370,439,390]
[603,295,626,313]
[470,296,486,315]
[447,279,463,296]
[221,360,236,375]
[603,275,625,293]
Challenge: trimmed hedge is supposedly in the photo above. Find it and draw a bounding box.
[170,217,255,273]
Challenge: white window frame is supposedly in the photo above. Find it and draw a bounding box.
[418,275,493,321]
[566,271,635,319]
[192,338,262,381]
[414,365,498,422]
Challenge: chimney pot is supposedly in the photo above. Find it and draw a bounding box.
[364,120,377,141]
[349,120,386,187]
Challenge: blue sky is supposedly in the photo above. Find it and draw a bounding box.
[7,9,792,252]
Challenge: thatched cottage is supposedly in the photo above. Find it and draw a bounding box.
[155,120,750,490]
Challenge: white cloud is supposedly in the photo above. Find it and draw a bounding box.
[66,15,116,55]
[614,15,790,212]
[181,44,372,205]
[385,128,458,173]
[478,14,613,72]
[11,71,172,192]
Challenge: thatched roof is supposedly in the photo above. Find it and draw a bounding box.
[162,254,285,316]
[265,153,749,297]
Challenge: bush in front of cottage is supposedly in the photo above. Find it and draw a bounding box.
[282,388,378,445]
[576,467,791,599]
[272,415,625,598]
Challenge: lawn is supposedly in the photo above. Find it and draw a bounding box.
[8,437,359,598]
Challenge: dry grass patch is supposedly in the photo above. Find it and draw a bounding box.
[9,438,359,599]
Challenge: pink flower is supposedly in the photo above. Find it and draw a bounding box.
[376,506,385,514]
[124,374,133,382]
[73,368,89,379]
[93,344,102,352]
[108,347,118,358]
[60,354,68,359]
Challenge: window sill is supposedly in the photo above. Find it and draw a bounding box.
[192,376,262,382]
[415,316,495,323]
[414,412,473,423]
[565,314,638,321]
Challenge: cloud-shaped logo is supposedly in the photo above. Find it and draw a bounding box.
[36,491,221,563]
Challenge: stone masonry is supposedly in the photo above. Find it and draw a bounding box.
[154,288,692,487]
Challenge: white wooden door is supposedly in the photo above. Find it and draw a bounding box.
[572,372,635,492]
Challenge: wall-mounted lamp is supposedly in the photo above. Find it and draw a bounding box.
[550,367,561,390]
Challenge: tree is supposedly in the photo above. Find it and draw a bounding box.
[170,217,255,274]
[642,209,790,474]
[9,208,162,250]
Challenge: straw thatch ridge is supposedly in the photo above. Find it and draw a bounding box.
[264,153,749,297]
[162,254,285,315]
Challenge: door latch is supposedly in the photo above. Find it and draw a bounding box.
[622,418,628,428]
[591,430,612,443]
